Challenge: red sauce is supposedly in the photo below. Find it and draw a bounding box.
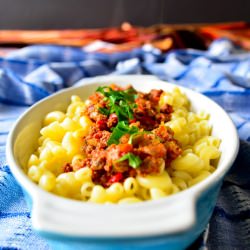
[64,85,182,187]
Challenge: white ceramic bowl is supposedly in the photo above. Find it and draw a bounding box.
[6,75,239,250]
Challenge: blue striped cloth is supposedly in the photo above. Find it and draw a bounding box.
[0,39,250,249]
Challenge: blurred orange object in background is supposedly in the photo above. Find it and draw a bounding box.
[0,22,250,52]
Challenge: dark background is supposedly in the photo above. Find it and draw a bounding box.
[0,0,249,29]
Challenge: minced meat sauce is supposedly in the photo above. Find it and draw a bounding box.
[63,85,182,187]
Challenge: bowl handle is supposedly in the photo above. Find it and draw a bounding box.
[31,192,197,237]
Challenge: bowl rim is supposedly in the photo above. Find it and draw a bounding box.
[6,74,239,238]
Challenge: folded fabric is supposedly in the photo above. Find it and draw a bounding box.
[1,39,249,141]
[0,39,250,249]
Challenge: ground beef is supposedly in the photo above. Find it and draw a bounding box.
[82,126,111,154]
[67,85,182,187]
[134,90,173,130]
[63,163,73,173]
[107,113,118,128]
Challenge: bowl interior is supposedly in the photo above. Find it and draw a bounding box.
[13,79,236,174]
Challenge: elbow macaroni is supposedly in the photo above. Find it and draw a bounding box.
[26,87,221,204]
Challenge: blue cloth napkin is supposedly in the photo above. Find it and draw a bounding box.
[0,39,250,249]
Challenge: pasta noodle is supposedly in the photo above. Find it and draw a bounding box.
[26,86,221,204]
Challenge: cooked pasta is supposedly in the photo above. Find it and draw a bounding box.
[26,85,221,204]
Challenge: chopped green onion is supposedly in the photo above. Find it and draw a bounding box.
[98,107,110,116]
[96,86,137,122]
[116,153,142,168]
[107,121,139,146]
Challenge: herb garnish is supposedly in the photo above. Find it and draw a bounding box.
[107,121,139,146]
[116,152,142,168]
[98,107,110,116]
[97,86,143,168]
[97,86,137,121]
